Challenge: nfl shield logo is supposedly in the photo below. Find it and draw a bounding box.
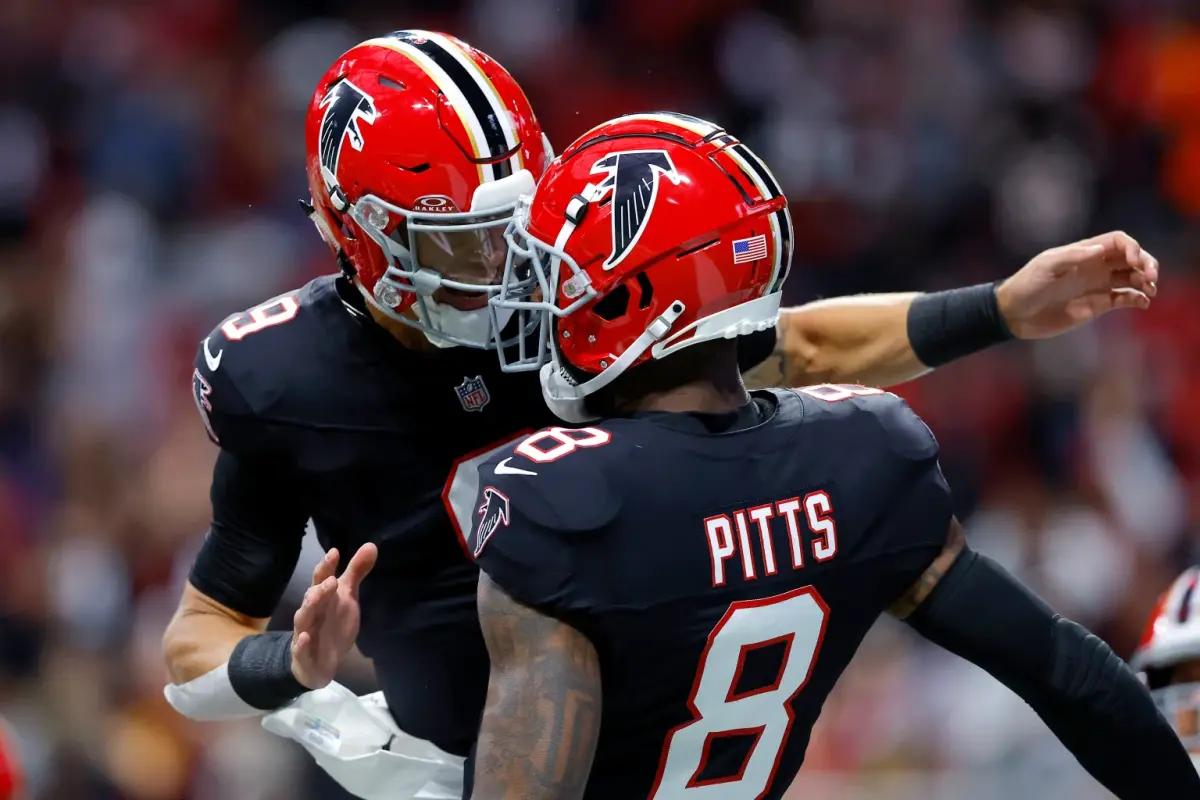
[454,375,491,412]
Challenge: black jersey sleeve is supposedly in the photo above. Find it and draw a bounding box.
[189,449,310,617]
[188,318,310,617]
[191,330,271,454]
[908,547,1200,796]
[465,432,621,617]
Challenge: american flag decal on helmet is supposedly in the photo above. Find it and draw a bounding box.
[732,235,768,264]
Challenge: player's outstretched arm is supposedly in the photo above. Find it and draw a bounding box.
[474,572,601,800]
[894,519,1200,797]
[744,231,1158,389]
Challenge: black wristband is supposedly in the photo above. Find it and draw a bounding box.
[906,282,1014,368]
[227,631,307,710]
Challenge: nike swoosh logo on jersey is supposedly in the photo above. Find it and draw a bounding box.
[495,458,538,477]
[203,337,224,371]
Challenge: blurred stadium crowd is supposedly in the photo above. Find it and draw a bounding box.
[0,0,1198,797]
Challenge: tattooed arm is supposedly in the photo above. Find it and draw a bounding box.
[474,572,602,800]
[744,231,1160,390]
[743,294,924,389]
[889,517,967,620]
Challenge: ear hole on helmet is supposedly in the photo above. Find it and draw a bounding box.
[636,272,654,309]
[377,75,406,91]
[592,283,631,321]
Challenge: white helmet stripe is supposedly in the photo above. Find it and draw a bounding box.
[364,36,492,184]
[394,31,514,181]
[724,145,786,292]
[424,32,524,175]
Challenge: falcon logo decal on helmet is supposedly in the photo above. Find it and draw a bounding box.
[317,79,379,194]
[590,150,681,270]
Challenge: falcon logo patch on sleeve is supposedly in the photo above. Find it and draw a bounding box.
[191,368,219,444]
[318,79,379,192]
[590,150,682,270]
[474,485,511,557]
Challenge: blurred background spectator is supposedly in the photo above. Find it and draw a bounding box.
[0,0,1197,797]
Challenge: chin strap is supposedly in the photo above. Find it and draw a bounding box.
[541,291,784,424]
[541,301,687,423]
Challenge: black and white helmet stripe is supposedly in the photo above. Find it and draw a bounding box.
[372,30,522,182]
[725,142,793,292]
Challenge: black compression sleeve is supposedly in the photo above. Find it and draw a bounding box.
[907,548,1200,798]
[189,449,309,617]
[906,282,1014,367]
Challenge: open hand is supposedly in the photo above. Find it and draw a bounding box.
[290,543,378,690]
[996,231,1159,340]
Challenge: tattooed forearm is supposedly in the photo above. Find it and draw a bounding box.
[890,518,967,619]
[474,573,602,800]
[745,296,934,389]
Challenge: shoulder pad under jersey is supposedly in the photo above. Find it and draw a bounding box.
[442,425,623,560]
[789,384,939,463]
[191,277,341,455]
[788,385,951,556]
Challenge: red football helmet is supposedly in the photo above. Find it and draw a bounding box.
[1132,567,1200,760]
[493,112,792,418]
[304,30,551,351]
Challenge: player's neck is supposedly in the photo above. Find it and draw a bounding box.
[628,378,750,415]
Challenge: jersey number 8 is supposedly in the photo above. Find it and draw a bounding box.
[514,427,611,463]
[650,587,830,798]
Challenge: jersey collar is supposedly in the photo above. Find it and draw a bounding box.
[632,391,778,436]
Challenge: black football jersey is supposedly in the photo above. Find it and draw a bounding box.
[190,274,555,755]
[455,387,953,798]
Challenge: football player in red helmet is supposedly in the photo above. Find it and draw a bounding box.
[162,31,1162,800]
[1133,567,1200,771]
[463,114,1196,799]
[303,30,551,352]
